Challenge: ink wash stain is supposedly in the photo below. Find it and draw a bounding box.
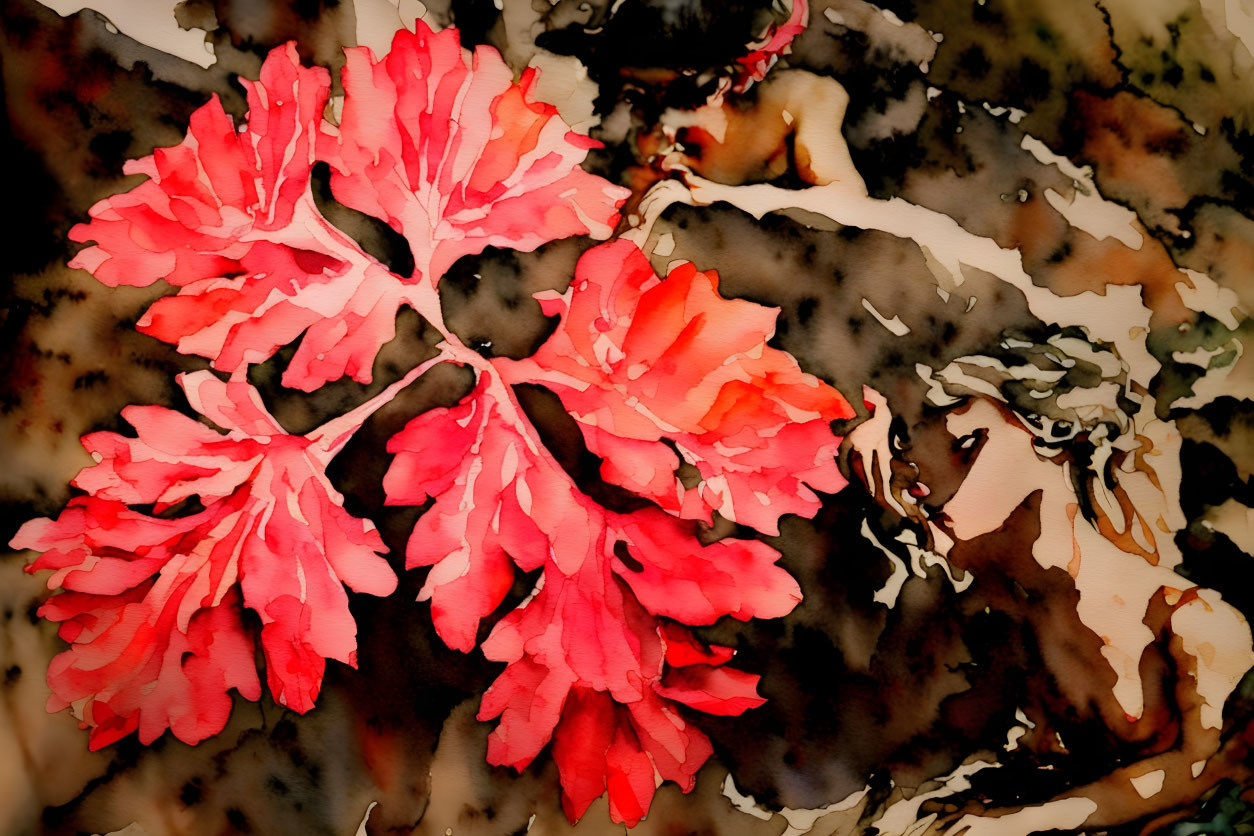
[3,0,1254,834]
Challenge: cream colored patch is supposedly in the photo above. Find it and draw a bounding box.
[653,232,676,257]
[1005,708,1036,752]
[1173,345,1232,367]
[721,774,774,822]
[38,0,215,67]
[1129,769,1166,799]
[355,802,377,835]
[1203,498,1254,556]
[862,298,911,336]
[1021,135,1145,250]
[944,797,1097,835]
[528,52,600,134]
[722,774,870,835]
[1171,340,1254,410]
[779,786,870,836]
[1041,187,1144,250]
[1172,589,1254,729]
[354,0,442,54]
[1175,268,1244,330]
[863,520,911,607]
[874,760,999,835]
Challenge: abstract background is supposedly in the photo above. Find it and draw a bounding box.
[2,0,1253,833]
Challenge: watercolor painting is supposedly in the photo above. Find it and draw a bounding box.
[2,0,1254,833]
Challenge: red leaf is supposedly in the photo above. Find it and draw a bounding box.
[603,702,657,827]
[384,379,557,651]
[14,502,262,749]
[325,23,630,284]
[615,508,802,624]
[71,33,627,392]
[550,686,715,825]
[67,43,414,391]
[550,686,616,822]
[659,622,736,668]
[10,371,397,743]
[506,239,855,535]
[139,243,408,392]
[385,371,793,825]
[655,664,767,716]
[378,229,841,822]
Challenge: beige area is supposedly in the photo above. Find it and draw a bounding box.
[34,0,216,67]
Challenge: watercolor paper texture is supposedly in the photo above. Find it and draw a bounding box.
[2,0,1253,833]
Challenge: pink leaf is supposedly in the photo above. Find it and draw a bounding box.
[325,23,629,284]
[480,656,577,771]
[385,373,795,825]
[69,41,328,282]
[68,42,409,391]
[550,686,617,822]
[385,380,555,651]
[659,622,737,668]
[14,498,262,749]
[615,508,802,624]
[11,371,397,744]
[70,33,628,391]
[655,664,767,716]
[507,239,855,535]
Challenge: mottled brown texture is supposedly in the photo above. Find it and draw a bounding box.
[3,0,1254,833]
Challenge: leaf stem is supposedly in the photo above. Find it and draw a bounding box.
[307,349,452,462]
